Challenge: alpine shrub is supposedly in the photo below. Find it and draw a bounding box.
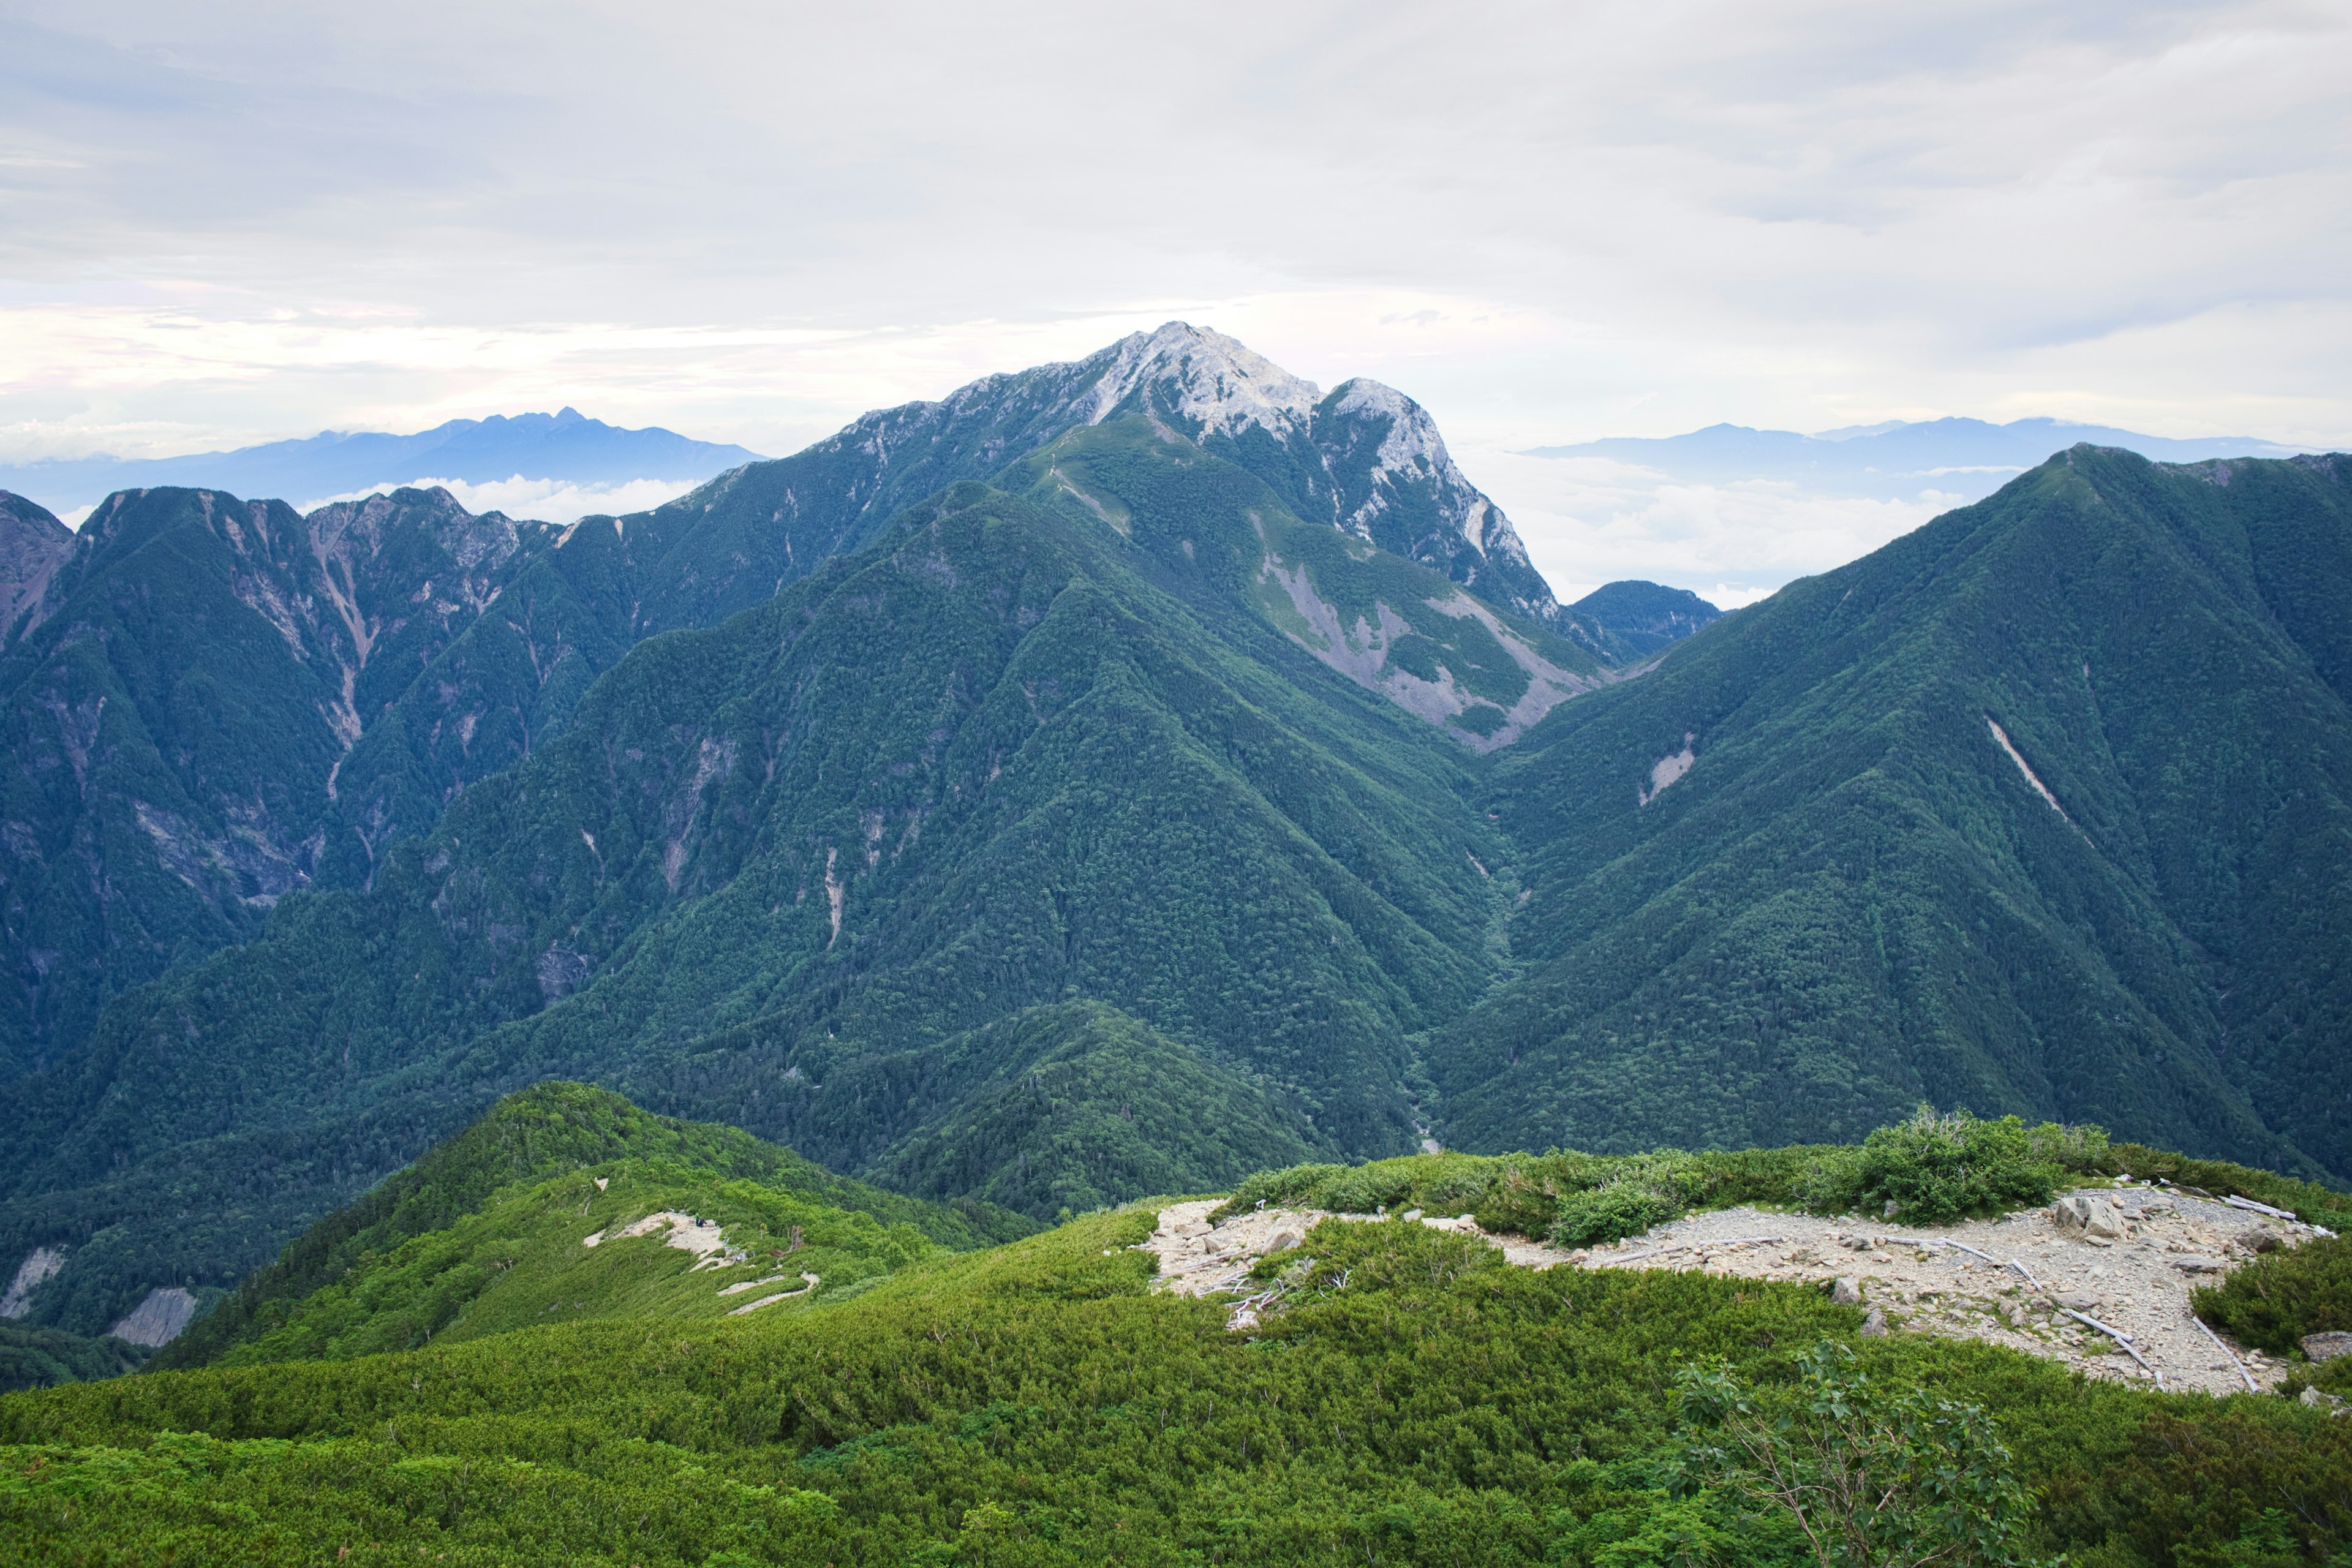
[1809,1106,2083,1226]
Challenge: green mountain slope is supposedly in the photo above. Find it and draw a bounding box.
[3,1134,2346,1566]
[155,1081,1025,1373]
[1438,447,2352,1175]
[0,328,1602,1085]
[0,486,573,1075]
[154,1083,1023,1371]
[0,431,1551,1333]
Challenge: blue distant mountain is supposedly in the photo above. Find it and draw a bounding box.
[0,409,765,515]
[1525,416,2309,503]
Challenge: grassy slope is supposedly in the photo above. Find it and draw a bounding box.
[1439,449,2352,1174]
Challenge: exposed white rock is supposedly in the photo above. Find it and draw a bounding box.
[108,1286,201,1348]
[1144,1183,2306,1395]
[582,1211,745,1270]
[0,1246,64,1318]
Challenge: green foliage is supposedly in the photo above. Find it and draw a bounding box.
[1441,447,2352,1186]
[2192,1235,2352,1355]
[0,1205,2345,1566]
[1671,1341,2038,1568]
[159,1083,1028,1372]
[0,1323,147,1395]
[863,1002,1324,1220]
[1796,1107,2105,1227]
[1549,1166,1695,1248]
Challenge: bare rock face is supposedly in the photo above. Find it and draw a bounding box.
[107,1286,201,1348]
[0,1245,65,1317]
[0,491,72,644]
[2304,1331,2352,1363]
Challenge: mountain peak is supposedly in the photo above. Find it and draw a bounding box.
[1077,322,1322,438]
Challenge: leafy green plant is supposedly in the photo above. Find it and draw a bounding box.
[2192,1235,2352,1356]
[1670,1341,2039,1568]
[1546,1156,1706,1247]
[1800,1107,2094,1226]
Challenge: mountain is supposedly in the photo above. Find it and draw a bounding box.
[0,486,576,1077]
[1567,580,1725,657]
[0,325,1587,1082]
[0,415,1599,1336]
[6,325,2351,1357]
[1528,417,2310,504]
[1434,447,2352,1179]
[0,409,764,516]
[590,320,1565,634]
[154,1082,1026,1373]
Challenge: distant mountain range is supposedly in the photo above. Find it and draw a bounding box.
[1526,417,2311,503]
[0,409,765,516]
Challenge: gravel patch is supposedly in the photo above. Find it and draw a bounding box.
[1140,1184,2324,1393]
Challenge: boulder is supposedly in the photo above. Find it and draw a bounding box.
[2303,1332,2352,1363]
[1831,1276,1864,1305]
[1860,1307,1889,1337]
[1266,1231,1303,1254]
[2053,1194,2126,1238]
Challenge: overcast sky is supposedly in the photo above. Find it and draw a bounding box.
[3,0,2346,600]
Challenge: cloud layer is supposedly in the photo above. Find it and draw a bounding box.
[3,0,2345,595]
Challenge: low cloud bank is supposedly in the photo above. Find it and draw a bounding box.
[296,474,704,524]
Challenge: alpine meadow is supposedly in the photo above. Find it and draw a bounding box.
[4,325,2351,1567]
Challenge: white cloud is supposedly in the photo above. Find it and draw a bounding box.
[1466,449,1953,606]
[296,475,703,525]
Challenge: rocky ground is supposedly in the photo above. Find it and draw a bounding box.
[1138,1185,2328,1395]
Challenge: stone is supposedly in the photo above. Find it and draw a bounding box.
[2054,1291,2102,1312]
[2169,1256,2228,1275]
[2302,1332,2352,1363]
[1266,1231,1303,1254]
[2052,1194,2125,1235]
[2300,1387,2350,1416]
[1831,1276,1864,1305]
[1860,1307,1888,1337]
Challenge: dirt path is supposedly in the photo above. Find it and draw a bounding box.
[1139,1186,2323,1394]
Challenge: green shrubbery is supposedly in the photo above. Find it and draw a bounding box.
[3,1205,2349,1566]
[1796,1107,2109,1227]
[2193,1235,2352,1356]
[1217,1106,2114,1247]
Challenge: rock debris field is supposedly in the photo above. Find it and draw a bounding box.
[1140,1186,2330,1396]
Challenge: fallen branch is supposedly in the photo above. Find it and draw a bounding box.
[1586,1237,1784,1268]
[2059,1307,2164,1389]
[2222,1195,2296,1221]
[2190,1314,2260,1395]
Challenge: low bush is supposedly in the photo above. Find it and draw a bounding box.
[2193,1235,2352,1355]
[1798,1106,2103,1226]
